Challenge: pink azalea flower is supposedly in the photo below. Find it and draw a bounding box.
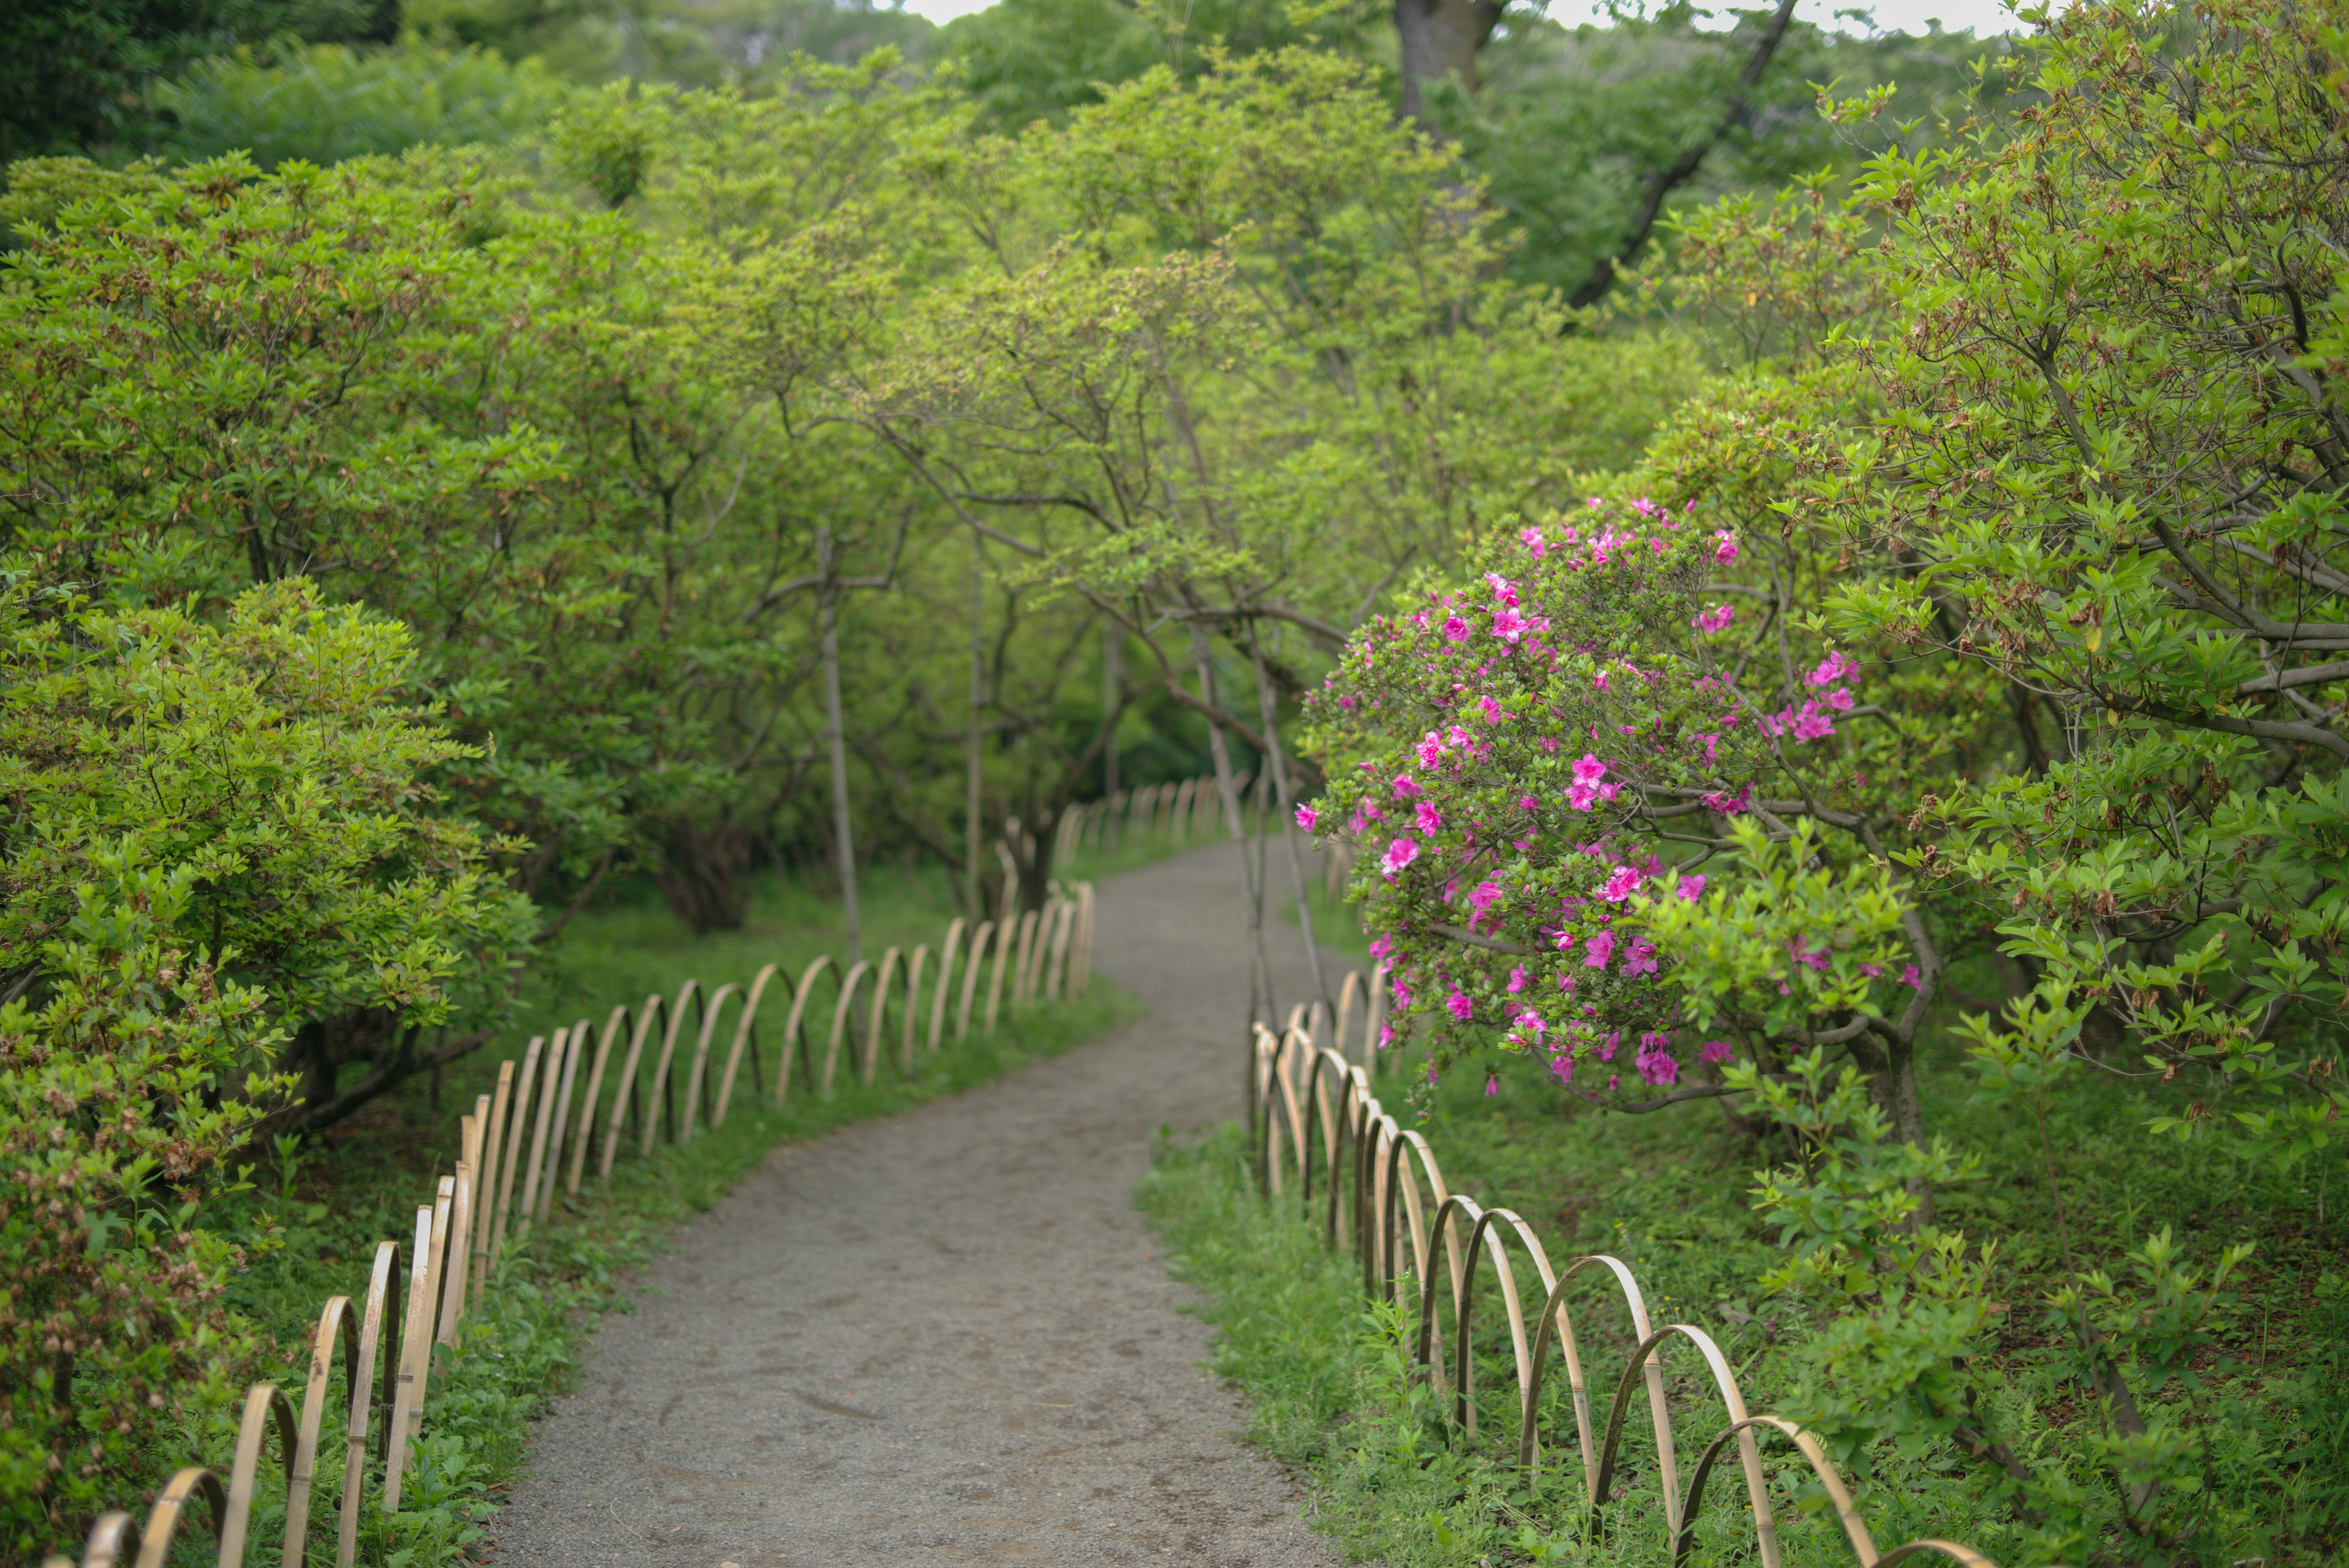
[1827,688,1855,711]
[1378,1022,1395,1050]
[1507,965,1528,994]
[1676,874,1707,901]
[1694,604,1735,633]
[1572,754,1609,786]
[1595,1030,1619,1061]
[1393,773,1423,799]
[1521,525,1548,555]
[1369,936,1395,960]
[1485,573,1520,607]
[1416,733,1444,767]
[1713,530,1739,563]
[1792,704,1836,742]
[1621,937,1659,977]
[1493,606,1528,642]
[1447,989,1473,1021]
[1859,960,1883,979]
[1294,804,1317,831]
[1567,782,1601,811]
[1442,615,1471,641]
[1381,836,1419,879]
[1392,976,1411,1009]
[1807,650,1857,687]
[1583,931,1616,969]
[1699,1040,1735,1065]
[1484,1074,1499,1096]
[1635,1031,1679,1086]
[1469,880,1504,921]
[1480,694,1504,723]
[1416,800,1443,833]
[1901,963,1923,989]
[1599,865,1642,902]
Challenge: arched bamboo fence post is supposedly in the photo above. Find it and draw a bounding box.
[597,994,667,1179]
[679,983,747,1142]
[1071,884,1095,995]
[773,956,836,1105]
[473,1065,512,1287]
[957,920,993,1041]
[1045,897,1075,999]
[1011,907,1042,1006]
[983,916,1014,1033]
[929,919,965,1050]
[861,947,900,1085]
[822,960,872,1095]
[440,1136,477,1336]
[284,1292,360,1566]
[516,1028,565,1226]
[488,1035,543,1268]
[713,962,788,1128]
[900,945,929,1075]
[1671,1414,1883,1568]
[533,1024,588,1216]
[128,1466,225,1568]
[340,1239,403,1565]
[565,1006,631,1196]
[640,979,703,1154]
[380,1201,436,1510]
[215,1382,297,1568]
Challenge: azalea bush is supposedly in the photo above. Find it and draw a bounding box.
[1,578,536,1128]
[0,858,288,1555]
[1301,494,1978,1139]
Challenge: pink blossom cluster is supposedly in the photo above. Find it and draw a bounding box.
[1567,753,1620,811]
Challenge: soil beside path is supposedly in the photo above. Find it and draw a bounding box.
[491,844,1353,1568]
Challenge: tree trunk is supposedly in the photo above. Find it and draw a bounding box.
[1395,0,1504,122]
[1249,623,1332,1022]
[967,535,986,921]
[819,526,863,970]
[1103,619,1122,832]
[653,819,755,933]
[1193,625,1273,1029]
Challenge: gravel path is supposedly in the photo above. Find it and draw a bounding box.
[491,843,1351,1568]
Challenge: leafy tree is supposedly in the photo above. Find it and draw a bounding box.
[154,39,576,168]
[1,579,536,1125]
[938,0,1368,128]
[1433,7,2005,300]
[847,48,1704,1008]
[1806,0,2349,1174]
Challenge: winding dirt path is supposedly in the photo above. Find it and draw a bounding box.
[491,844,1348,1568]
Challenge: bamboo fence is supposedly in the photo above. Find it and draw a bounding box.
[39,855,1113,1568]
[1256,972,2005,1568]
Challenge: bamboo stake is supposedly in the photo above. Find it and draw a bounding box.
[489,1038,543,1269]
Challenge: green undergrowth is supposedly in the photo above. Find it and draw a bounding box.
[158,866,1141,1567]
[1139,1033,2349,1567]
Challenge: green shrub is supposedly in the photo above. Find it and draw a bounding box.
[0,858,287,1556]
[155,40,574,169]
[1,576,537,1128]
